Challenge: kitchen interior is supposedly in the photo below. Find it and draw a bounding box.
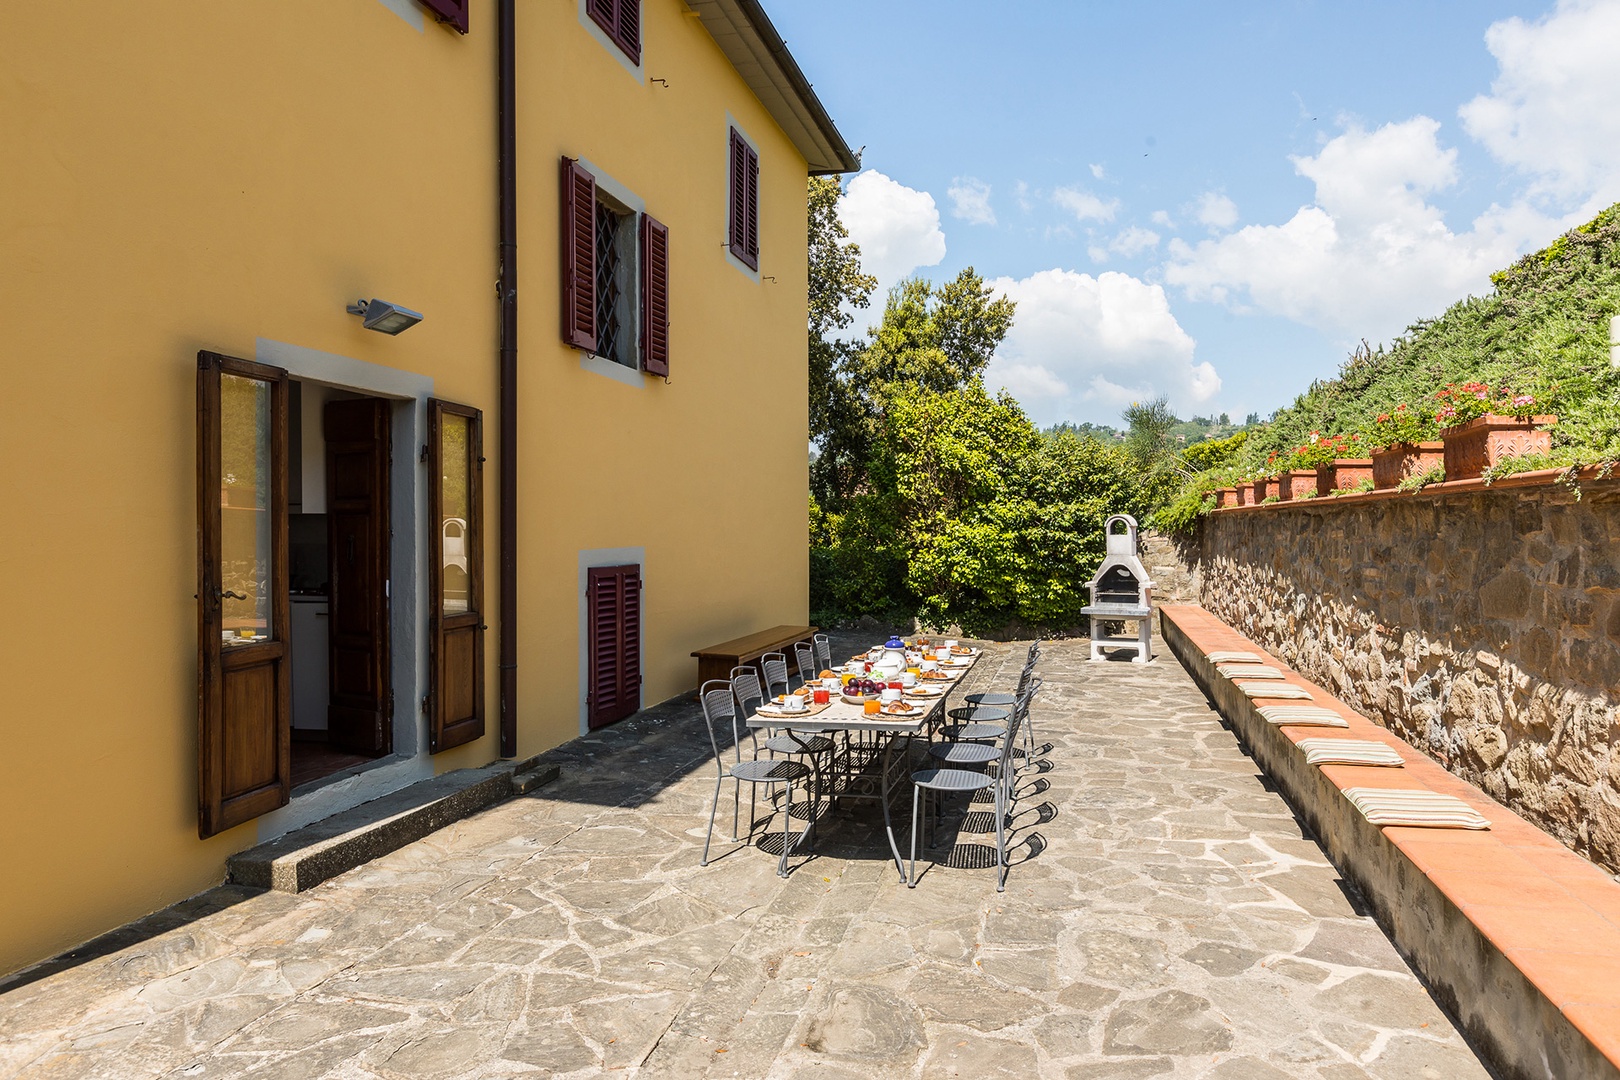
[288,379,376,788]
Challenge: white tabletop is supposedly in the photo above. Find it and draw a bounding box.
[743,650,981,734]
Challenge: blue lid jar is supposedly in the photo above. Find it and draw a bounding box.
[885,636,905,649]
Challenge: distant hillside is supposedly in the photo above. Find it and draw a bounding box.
[1047,412,1257,447]
[1244,203,1620,464]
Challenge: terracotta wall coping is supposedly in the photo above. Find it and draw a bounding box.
[1214,464,1618,513]
[1161,603,1620,1078]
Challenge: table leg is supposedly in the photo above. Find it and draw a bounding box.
[879,731,909,881]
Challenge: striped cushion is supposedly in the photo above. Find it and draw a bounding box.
[1256,705,1349,727]
[1298,738,1405,767]
[1237,682,1313,700]
[1217,664,1284,679]
[1342,788,1491,829]
[1207,650,1263,664]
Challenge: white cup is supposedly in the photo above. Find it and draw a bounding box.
[936,646,950,661]
[822,676,841,691]
[945,639,960,649]
[900,672,917,687]
[880,687,902,704]
[920,659,938,672]
[785,694,806,712]
[843,660,864,674]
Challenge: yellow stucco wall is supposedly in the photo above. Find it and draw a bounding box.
[0,0,811,976]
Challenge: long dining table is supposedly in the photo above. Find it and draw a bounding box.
[742,645,983,879]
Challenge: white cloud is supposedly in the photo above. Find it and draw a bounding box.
[1089,163,1107,180]
[1461,0,1620,204]
[984,269,1220,426]
[837,170,947,302]
[1194,192,1239,231]
[1014,181,1033,212]
[1088,226,1161,265]
[1164,117,1564,340]
[1109,226,1161,257]
[1052,186,1121,223]
[1150,210,1174,228]
[947,176,996,226]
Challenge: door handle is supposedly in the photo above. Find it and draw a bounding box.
[219,590,248,601]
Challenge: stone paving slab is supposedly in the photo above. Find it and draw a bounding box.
[0,634,1496,1079]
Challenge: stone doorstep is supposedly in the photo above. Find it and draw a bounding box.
[1160,603,1620,1080]
[226,757,561,893]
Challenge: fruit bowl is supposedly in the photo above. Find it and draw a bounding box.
[841,692,879,706]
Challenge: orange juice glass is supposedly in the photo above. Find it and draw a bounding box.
[863,699,881,716]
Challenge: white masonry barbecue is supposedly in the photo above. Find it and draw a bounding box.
[1081,513,1155,663]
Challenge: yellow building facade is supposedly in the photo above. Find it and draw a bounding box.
[0,0,853,976]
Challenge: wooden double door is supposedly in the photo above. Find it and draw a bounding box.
[195,352,486,838]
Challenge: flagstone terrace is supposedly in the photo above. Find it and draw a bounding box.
[0,634,1492,1079]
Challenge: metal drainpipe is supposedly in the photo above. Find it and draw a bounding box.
[497,0,518,757]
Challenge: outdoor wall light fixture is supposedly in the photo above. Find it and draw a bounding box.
[346,298,423,335]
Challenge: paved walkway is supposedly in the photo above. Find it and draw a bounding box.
[1,636,1495,1079]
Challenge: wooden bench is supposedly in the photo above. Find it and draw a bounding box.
[692,624,818,687]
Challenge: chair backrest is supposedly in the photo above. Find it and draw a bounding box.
[793,642,816,685]
[813,634,832,673]
[760,652,790,697]
[999,698,1027,777]
[699,679,739,762]
[731,666,765,716]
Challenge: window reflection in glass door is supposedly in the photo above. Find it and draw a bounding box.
[440,413,471,615]
[221,373,274,643]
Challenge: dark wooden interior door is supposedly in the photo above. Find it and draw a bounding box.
[325,398,392,756]
[197,351,291,838]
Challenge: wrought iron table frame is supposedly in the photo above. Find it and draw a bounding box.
[744,652,980,879]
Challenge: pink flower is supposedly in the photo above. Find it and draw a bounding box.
[1512,394,1534,407]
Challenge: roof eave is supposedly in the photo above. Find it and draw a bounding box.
[687,0,860,175]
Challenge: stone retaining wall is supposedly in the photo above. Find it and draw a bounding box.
[1182,480,1620,874]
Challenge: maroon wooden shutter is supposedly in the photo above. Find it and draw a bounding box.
[729,129,759,271]
[640,214,670,377]
[743,141,760,267]
[420,0,469,33]
[615,0,642,64]
[587,565,641,729]
[589,0,641,63]
[561,157,597,351]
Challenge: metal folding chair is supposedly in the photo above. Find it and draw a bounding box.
[699,680,812,876]
[908,684,1033,892]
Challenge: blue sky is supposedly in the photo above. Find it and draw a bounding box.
[771,0,1620,427]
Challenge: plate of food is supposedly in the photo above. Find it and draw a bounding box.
[905,685,944,698]
[949,645,976,656]
[919,670,955,682]
[883,701,917,715]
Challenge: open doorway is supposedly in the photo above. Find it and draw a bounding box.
[288,380,393,789]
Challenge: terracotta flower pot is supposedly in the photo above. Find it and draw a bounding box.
[1371,441,1444,489]
[1441,414,1556,481]
[1316,459,1373,494]
[1251,477,1271,502]
[1211,488,1234,508]
[1233,482,1252,506]
[1275,469,1318,501]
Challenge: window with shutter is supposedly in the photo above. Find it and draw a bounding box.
[728,128,760,272]
[560,157,597,351]
[588,0,641,65]
[640,214,669,377]
[587,564,641,729]
[420,0,469,34]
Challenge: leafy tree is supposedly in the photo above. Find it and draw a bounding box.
[807,176,877,511]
